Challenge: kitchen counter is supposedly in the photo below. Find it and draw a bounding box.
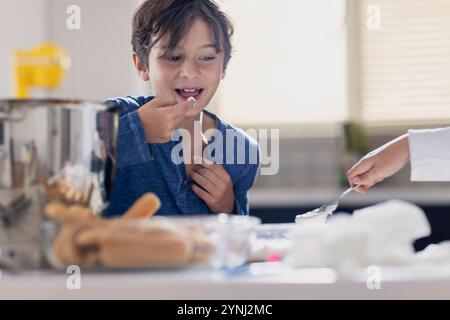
[249,186,450,207]
[1,263,450,299]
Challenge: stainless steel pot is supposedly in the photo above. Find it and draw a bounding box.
[0,99,118,269]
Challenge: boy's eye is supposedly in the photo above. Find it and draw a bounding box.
[199,56,216,61]
[164,54,182,62]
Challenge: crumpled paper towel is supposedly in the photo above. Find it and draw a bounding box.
[415,241,450,264]
[286,200,431,270]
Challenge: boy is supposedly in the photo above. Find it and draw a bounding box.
[104,0,260,216]
[348,127,450,193]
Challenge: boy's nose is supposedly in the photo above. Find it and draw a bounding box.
[179,61,200,80]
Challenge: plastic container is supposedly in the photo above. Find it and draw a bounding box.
[167,214,261,270]
[250,223,296,262]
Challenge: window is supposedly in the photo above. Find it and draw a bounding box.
[216,0,348,125]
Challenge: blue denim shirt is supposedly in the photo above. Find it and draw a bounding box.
[103,96,260,217]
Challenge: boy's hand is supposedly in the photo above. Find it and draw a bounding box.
[190,157,235,214]
[138,96,202,143]
[347,134,410,194]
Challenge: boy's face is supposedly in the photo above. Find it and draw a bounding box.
[143,18,225,108]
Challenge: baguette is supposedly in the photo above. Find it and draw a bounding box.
[122,193,160,219]
[44,201,101,224]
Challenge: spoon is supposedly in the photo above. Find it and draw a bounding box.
[295,185,360,224]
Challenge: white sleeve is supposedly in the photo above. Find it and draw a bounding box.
[408,127,450,181]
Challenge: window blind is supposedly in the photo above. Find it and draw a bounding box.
[359,0,450,123]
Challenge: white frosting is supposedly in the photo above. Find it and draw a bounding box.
[187,96,196,106]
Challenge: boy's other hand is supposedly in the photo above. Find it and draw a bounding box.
[347,134,410,194]
[190,156,235,214]
[138,96,202,143]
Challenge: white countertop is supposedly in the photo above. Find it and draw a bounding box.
[249,187,450,207]
[1,263,450,299]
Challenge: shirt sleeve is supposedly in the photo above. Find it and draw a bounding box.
[408,127,450,181]
[104,97,154,168]
[117,110,153,168]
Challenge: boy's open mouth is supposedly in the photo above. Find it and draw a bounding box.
[175,88,204,101]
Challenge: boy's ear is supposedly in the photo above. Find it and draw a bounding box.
[132,52,150,81]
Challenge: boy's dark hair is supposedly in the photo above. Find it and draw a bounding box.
[132,0,233,70]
